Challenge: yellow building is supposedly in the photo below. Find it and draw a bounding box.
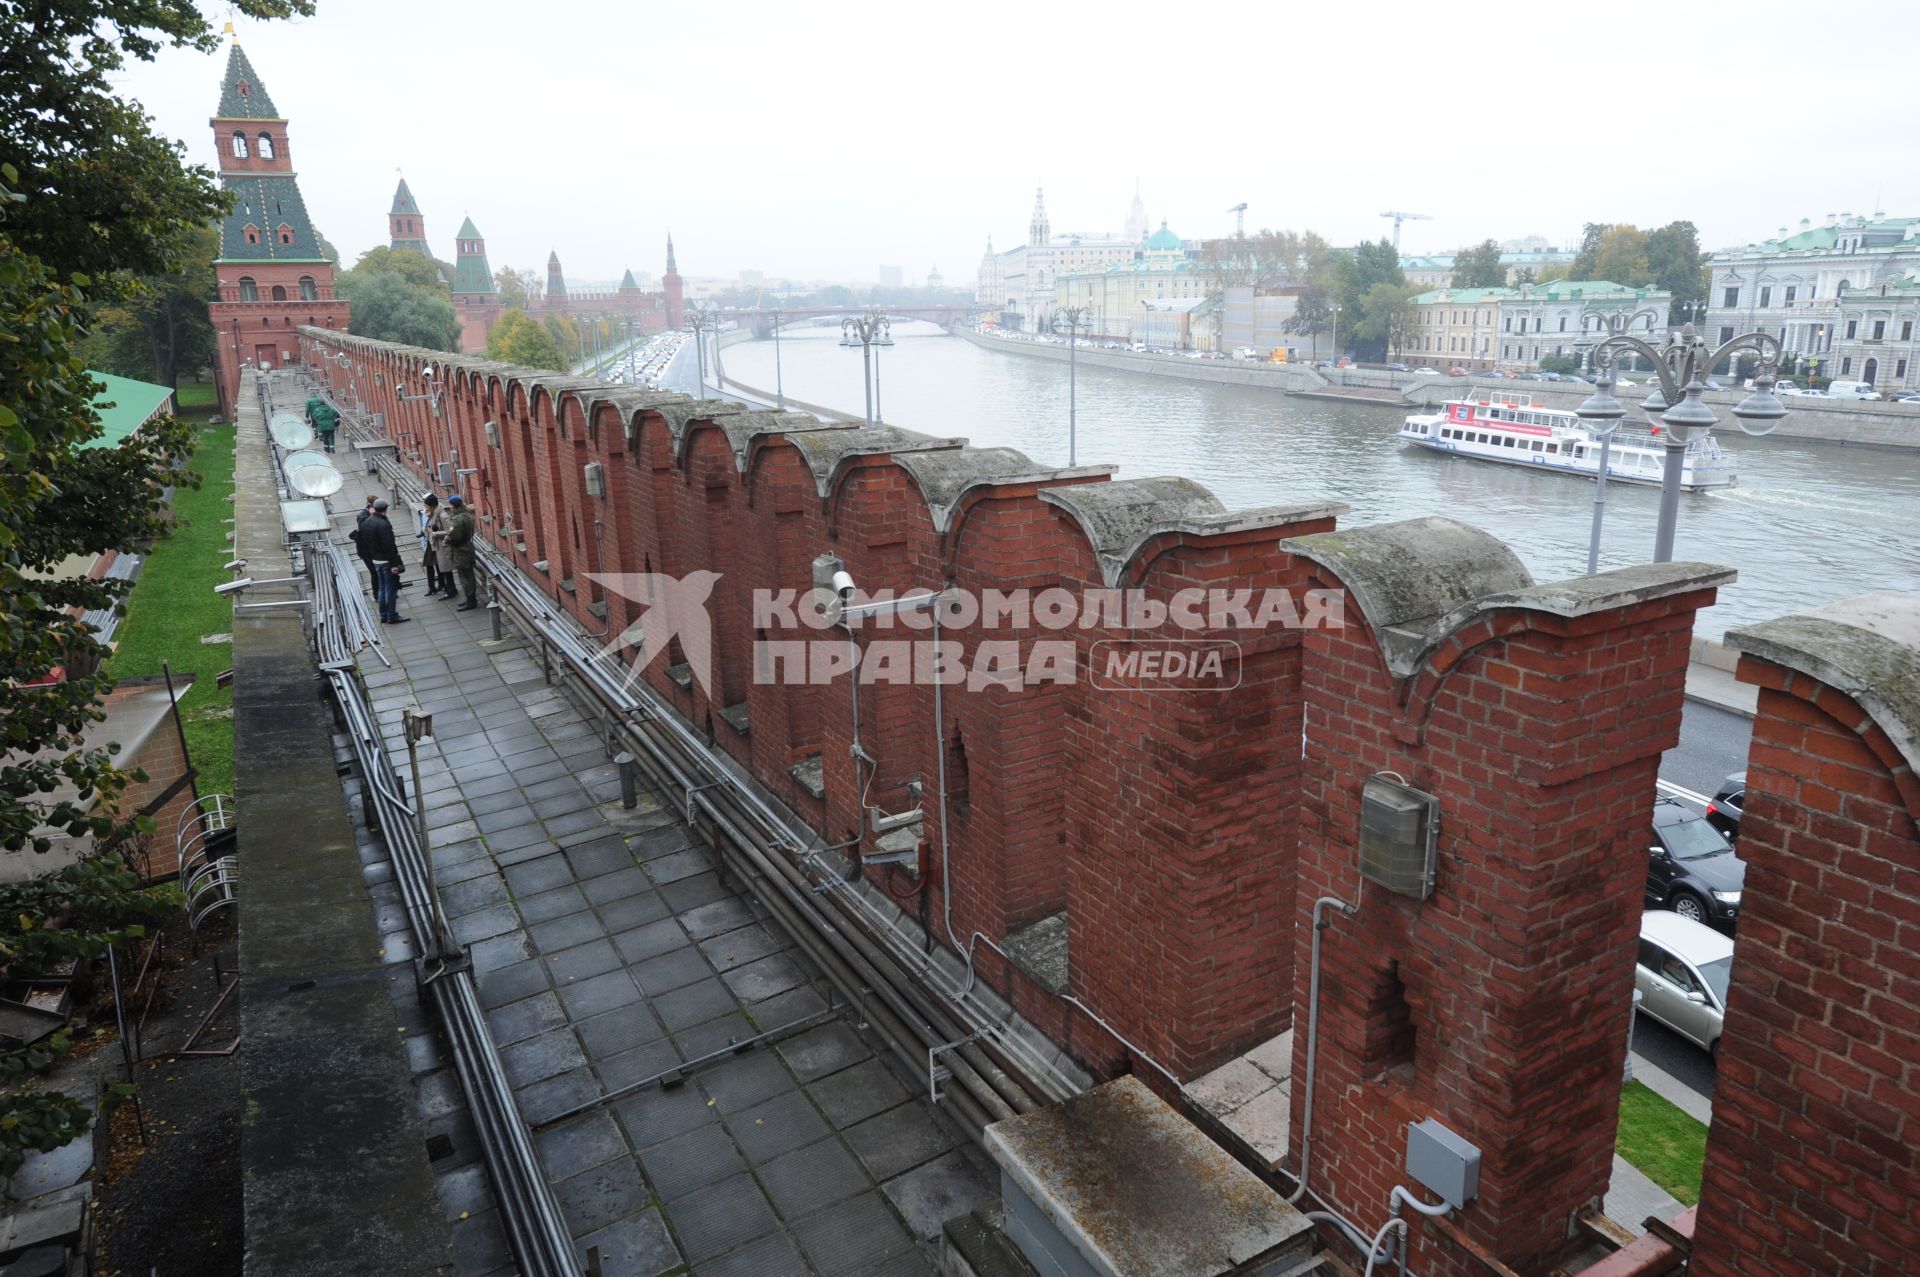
[1054,222,1223,344]
[1407,287,1515,370]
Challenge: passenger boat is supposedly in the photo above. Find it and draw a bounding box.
[1398,396,1736,490]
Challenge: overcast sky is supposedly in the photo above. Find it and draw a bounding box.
[115,0,1920,287]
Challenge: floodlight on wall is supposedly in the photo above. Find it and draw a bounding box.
[484,420,500,448]
[583,462,606,497]
[437,461,454,485]
[1358,772,1440,900]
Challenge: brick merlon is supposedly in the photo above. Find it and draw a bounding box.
[1041,476,1347,587]
[785,423,967,497]
[1287,516,1732,676]
[893,447,1116,531]
[1726,590,1920,775]
[704,410,845,472]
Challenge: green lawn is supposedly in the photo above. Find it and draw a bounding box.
[103,422,238,797]
[1615,1080,1709,1205]
[174,381,217,413]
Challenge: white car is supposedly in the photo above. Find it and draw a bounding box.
[1635,910,1734,1061]
[1412,367,1441,376]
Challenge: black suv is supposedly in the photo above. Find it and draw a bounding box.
[1648,797,1745,933]
[1706,772,1745,844]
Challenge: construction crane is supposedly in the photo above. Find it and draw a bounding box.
[1380,210,1433,249]
[1228,202,1248,237]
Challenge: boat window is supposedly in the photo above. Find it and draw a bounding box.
[1575,446,1586,459]
[1545,443,1558,454]
[1531,441,1543,451]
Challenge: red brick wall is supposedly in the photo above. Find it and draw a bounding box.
[1690,661,1920,1277]
[1291,580,1717,1277]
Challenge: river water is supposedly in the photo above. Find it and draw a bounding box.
[718,321,1920,637]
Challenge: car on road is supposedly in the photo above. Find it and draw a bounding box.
[1481,369,1513,379]
[1384,362,1410,373]
[1648,796,1744,931]
[1448,367,1470,376]
[1889,389,1920,402]
[1636,910,1734,1061]
[1514,371,1544,381]
[1706,772,1745,843]
[1412,367,1441,376]
[1826,380,1881,400]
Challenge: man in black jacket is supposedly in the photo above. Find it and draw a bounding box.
[354,495,380,590]
[360,498,408,624]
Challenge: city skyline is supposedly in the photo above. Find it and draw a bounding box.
[110,0,1920,285]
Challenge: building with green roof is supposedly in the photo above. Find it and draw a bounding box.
[1408,287,1520,370]
[1705,212,1920,390]
[206,36,348,418]
[389,177,434,257]
[84,372,175,450]
[450,217,500,354]
[1496,280,1669,371]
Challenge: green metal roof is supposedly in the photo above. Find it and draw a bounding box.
[214,42,280,120]
[1146,221,1182,251]
[1528,279,1648,301]
[390,178,422,217]
[452,232,495,295]
[85,372,173,449]
[1412,287,1519,304]
[619,269,639,289]
[215,174,329,263]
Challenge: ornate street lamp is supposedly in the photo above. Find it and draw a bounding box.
[1571,306,1662,574]
[839,309,893,427]
[1052,305,1091,465]
[685,304,717,401]
[1576,322,1787,564]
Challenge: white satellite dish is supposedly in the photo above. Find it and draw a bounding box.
[269,412,315,450]
[282,450,343,498]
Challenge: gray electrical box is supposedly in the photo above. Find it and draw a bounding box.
[583,461,606,497]
[1359,774,1439,900]
[437,461,453,485]
[1406,1119,1480,1209]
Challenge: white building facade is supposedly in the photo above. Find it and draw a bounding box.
[1496,280,1670,370]
[1704,214,1920,389]
[976,188,1141,332]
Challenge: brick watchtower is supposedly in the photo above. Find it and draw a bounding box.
[662,234,684,328]
[206,35,346,418]
[545,250,567,309]
[450,217,500,354]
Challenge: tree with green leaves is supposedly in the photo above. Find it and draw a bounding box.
[1331,240,1407,362]
[1592,226,1652,287]
[2,0,310,1172]
[1569,223,1610,281]
[82,223,219,388]
[1644,221,1706,324]
[487,309,569,371]
[350,245,446,292]
[340,270,460,350]
[1283,284,1335,360]
[1451,239,1506,289]
[1357,281,1418,362]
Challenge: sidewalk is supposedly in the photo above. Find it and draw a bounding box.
[1683,660,1757,717]
[338,529,993,1275]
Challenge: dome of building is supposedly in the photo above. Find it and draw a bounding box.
[1146,220,1182,252]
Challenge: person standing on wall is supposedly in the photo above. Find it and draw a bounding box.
[306,391,340,452]
[361,498,408,625]
[353,494,381,591]
[445,494,479,612]
[418,493,456,600]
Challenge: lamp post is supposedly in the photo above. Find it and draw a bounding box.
[839,309,893,427]
[1575,322,1788,564]
[1329,301,1341,366]
[685,304,716,400]
[771,308,785,409]
[1573,306,1663,573]
[1052,304,1091,465]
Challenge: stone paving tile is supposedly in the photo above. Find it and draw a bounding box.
[349,546,965,1274]
[667,1172,779,1263]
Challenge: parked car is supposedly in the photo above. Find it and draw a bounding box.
[1412,367,1440,376]
[1384,362,1410,373]
[1705,772,1745,843]
[1482,369,1513,379]
[1514,372,1544,381]
[1447,367,1470,377]
[1635,910,1734,1061]
[1648,796,1744,931]
[1889,389,1920,402]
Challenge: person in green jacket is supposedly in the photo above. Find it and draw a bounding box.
[445,494,479,610]
[305,393,340,452]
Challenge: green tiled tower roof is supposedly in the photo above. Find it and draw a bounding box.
[452,218,496,295]
[215,42,280,120]
[391,178,422,217]
[619,268,639,290]
[215,175,329,264]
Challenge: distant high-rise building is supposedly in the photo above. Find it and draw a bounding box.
[1125,179,1148,245]
[663,234,684,328]
[450,217,500,353]
[389,177,432,257]
[206,35,347,417]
